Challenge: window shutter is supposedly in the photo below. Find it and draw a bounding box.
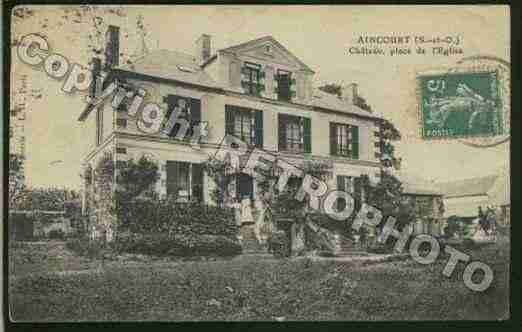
[278,113,287,151]
[192,163,204,202]
[254,110,263,148]
[225,105,235,136]
[330,123,337,155]
[89,58,102,98]
[351,126,359,159]
[353,176,362,211]
[289,75,297,100]
[303,117,312,154]
[189,98,201,140]
[166,161,179,198]
[163,95,178,137]
[337,176,346,211]
[337,175,345,191]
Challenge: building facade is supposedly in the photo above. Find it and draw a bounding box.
[437,171,510,226]
[79,27,385,231]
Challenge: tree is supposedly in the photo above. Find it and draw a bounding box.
[9,153,26,209]
[380,119,402,170]
[115,155,159,203]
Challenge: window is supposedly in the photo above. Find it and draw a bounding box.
[236,173,254,201]
[165,161,204,202]
[330,122,359,159]
[234,111,253,144]
[163,95,201,141]
[116,147,127,154]
[225,105,263,148]
[278,114,311,154]
[276,69,292,101]
[337,175,364,211]
[286,120,303,153]
[241,62,264,96]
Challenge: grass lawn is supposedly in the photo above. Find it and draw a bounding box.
[9,238,509,321]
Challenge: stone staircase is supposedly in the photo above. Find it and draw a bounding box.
[333,235,371,256]
[239,224,269,255]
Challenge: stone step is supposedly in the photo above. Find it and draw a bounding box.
[239,224,268,254]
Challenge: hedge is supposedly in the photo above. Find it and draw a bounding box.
[109,200,241,257]
[117,200,238,238]
[111,232,242,257]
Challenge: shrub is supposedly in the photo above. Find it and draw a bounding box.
[117,200,238,239]
[48,229,65,239]
[268,230,290,258]
[66,238,107,259]
[111,232,242,257]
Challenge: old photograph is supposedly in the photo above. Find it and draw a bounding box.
[6,5,510,321]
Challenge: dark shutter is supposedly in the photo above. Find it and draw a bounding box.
[166,161,179,198]
[337,176,346,211]
[354,177,362,211]
[225,105,235,136]
[254,110,263,148]
[163,95,177,137]
[351,126,359,159]
[189,98,201,141]
[89,58,102,97]
[278,114,287,151]
[237,173,254,201]
[192,163,204,202]
[330,123,337,156]
[303,117,312,154]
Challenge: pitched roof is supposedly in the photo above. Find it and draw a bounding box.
[218,35,314,73]
[397,173,442,196]
[437,175,498,198]
[402,183,442,196]
[311,89,380,118]
[116,49,219,88]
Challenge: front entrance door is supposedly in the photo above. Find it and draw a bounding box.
[236,173,254,201]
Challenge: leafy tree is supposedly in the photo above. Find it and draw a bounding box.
[9,153,25,209]
[380,119,402,170]
[364,172,415,230]
[115,155,159,203]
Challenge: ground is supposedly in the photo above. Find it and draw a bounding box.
[9,237,509,321]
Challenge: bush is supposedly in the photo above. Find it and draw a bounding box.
[66,238,107,259]
[117,200,238,238]
[111,232,242,257]
[268,230,290,258]
[48,229,65,239]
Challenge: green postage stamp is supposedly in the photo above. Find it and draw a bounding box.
[419,71,503,139]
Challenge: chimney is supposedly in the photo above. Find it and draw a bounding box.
[104,25,120,70]
[195,34,211,64]
[341,83,358,104]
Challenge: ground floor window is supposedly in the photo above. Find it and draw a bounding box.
[166,161,203,202]
[337,175,365,211]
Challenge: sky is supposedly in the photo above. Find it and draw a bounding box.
[9,5,510,190]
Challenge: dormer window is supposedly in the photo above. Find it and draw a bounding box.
[276,69,293,102]
[241,62,265,96]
